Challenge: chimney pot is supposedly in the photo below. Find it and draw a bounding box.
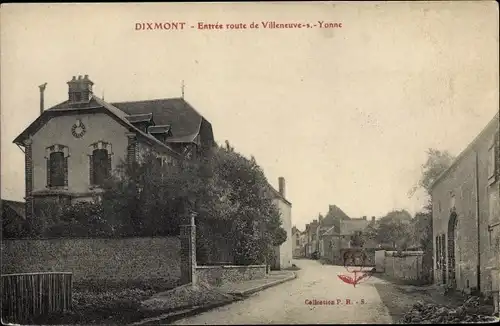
[72,76,76,81]
[84,74,89,79]
[278,177,286,198]
[78,75,82,80]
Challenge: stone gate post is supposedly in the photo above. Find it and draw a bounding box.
[180,213,197,286]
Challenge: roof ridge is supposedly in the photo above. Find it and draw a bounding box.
[111,97,184,104]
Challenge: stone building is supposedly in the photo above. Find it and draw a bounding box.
[13,75,214,220]
[270,177,293,270]
[431,113,499,297]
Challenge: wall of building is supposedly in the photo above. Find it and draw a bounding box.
[432,120,498,295]
[274,198,292,269]
[1,237,181,284]
[31,113,129,194]
[195,265,266,286]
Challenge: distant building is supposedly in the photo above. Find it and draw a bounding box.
[292,226,302,258]
[270,177,292,270]
[321,215,377,264]
[431,113,499,297]
[13,75,214,220]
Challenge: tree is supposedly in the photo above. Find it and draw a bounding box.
[350,231,365,247]
[409,148,455,211]
[376,210,413,250]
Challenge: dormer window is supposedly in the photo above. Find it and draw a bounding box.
[147,125,172,143]
[126,113,154,133]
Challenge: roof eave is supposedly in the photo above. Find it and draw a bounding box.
[430,112,499,191]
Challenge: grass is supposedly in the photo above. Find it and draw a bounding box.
[19,278,181,325]
[11,278,239,325]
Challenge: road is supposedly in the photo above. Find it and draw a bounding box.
[172,259,418,324]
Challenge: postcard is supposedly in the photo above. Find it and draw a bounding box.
[1,2,499,324]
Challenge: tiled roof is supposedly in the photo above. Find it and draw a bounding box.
[340,219,370,235]
[269,185,292,206]
[431,112,499,189]
[112,98,203,142]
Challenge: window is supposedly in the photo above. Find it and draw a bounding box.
[49,152,65,186]
[450,193,456,210]
[89,141,112,187]
[296,239,300,246]
[488,140,496,180]
[46,144,69,188]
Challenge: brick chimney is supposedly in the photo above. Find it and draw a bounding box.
[39,83,47,115]
[278,177,286,198]
[372,216,376,222]
[362,216,367,220]
[67,75,93,103]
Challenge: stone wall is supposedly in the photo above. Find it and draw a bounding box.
[384,251,424,282]
[432,119,499,295]
[1,237,181,284]
[195,265,266,286]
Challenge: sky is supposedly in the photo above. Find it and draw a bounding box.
[1,2,499,231]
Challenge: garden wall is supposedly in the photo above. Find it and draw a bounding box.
[195,265,266,286]
[1,237,181,284]
[383,250,424,282]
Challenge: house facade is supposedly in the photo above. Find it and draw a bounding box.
[271,177,293,270]
[292,226,302,258]
[321,216,377,264]
[431,113,499,297]
[14,75,214,220]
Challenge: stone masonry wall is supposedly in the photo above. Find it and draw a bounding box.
[195,265,266,286]
[384,251,424,281]
[1,237,181,284]
[432,117,498,295]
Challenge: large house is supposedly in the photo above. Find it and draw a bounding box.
[270,177,293,270]
[431,113,499,298]
[13,75,214,220]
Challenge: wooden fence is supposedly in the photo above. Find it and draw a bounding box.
[1,272,72,323]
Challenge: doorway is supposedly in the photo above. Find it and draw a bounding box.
[447,212,458,288]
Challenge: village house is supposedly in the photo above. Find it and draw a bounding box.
[431,113,499,298]
[317,205,351,259]
[270,177,293,270]
[304,220,318,258]
[321,215,377,264]
[292,226,301,258]
[13,75,215,220]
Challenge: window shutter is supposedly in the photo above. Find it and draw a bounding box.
[64,157,69,187]
[46,158,51,187]
[89,154,94,185]
[107,154,112,177]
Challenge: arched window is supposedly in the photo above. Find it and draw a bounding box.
[89,141,112,187]
[46,145,69,188]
